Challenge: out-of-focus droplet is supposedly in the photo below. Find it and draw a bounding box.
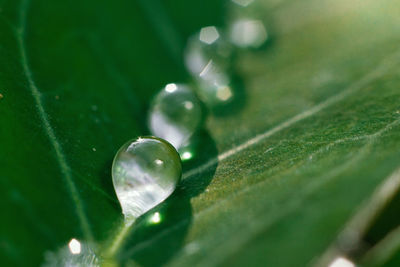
[112,137,181,224]
[231,0,254,7]
[184,26,233,77]
[228,0,269,49]
[185,26,236,109]
[229,19,267,48]
[148,83,203,156]
[42,239,98,267]
[328,257,355,267]
[196,60,234,106]
[199,26,220,44]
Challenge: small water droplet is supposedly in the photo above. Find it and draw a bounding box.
[231,0,254,7]
[148,84,203,154]
[184,27,233,77]
[196,60,235,106]
[229,19,267,48]
[112,137,182,224]
[42,239,98,267]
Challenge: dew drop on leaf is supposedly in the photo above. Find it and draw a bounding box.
[148,83,203,158]
[41,239,98,267]
[228,0,269,49]
[184,27,236,107]
[112,137,182,224]
[184,26,233,76]
[229,18,268,48]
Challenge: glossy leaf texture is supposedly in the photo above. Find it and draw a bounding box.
[1,0,400,266]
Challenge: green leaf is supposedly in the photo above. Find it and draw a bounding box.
[1,0,400,266]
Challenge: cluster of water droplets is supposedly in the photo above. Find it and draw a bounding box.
[112,0,270,244]
[184,0,268,109]
[42,1,269,265]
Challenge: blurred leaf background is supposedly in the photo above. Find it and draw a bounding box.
[1,0,400,266]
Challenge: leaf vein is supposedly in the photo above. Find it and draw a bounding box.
[16,0,93,241]
[183,48,400,180]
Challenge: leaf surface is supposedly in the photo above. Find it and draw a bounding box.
[1,0,400,266]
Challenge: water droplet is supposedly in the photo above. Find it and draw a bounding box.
[184,26,233,77]
[196,60,235,106]
[229,19,268,48]
[227,0,270,49]
[42,239,99,267]
[231,0,254,7]
[184,27,237,108]
[112,137,182,224]
[148,84,203,154]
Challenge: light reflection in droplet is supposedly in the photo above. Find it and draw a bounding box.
[68,239,81,255]
[181,151,193,161]
[155,159,163,165]
[149,212,162,224]
[184,101,194,110]
[328,257,355,267]
[165,83,178,93]
[231,0,254,7]
[199,26,220,45]
[216,86,233,101]
[230,19,267,48]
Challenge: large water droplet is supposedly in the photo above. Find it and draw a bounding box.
[148,83,203,156]
[112,137,181,224]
